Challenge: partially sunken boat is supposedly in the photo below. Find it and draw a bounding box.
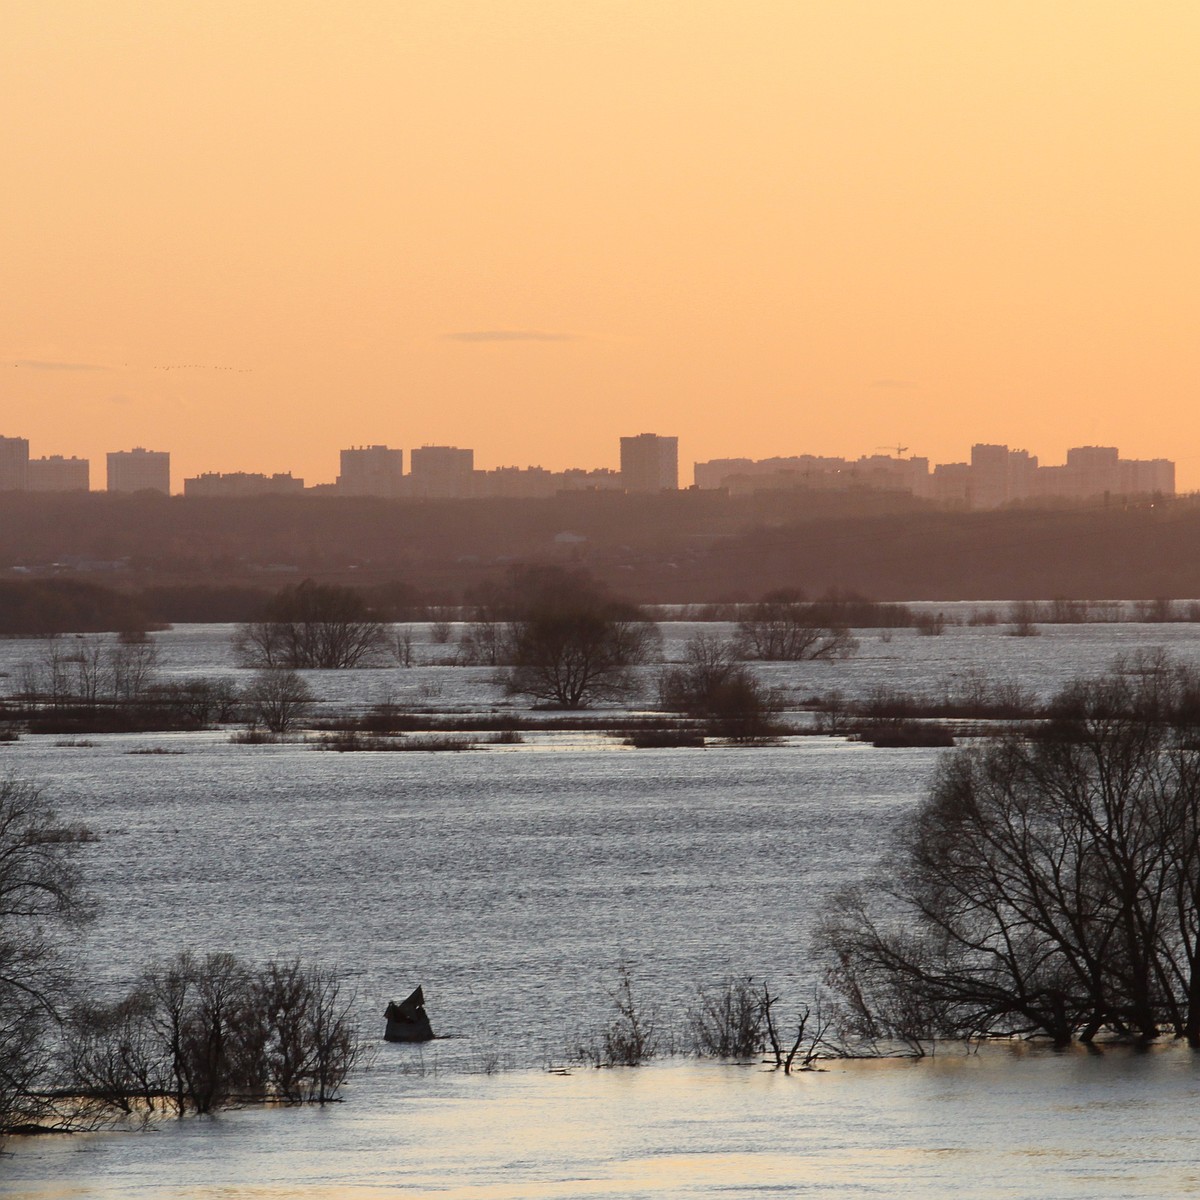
[384,986,434,1042]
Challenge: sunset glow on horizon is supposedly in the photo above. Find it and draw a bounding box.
[5,1,1199,487]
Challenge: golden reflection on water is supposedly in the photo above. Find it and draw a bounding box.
[12,1052,1200,1200]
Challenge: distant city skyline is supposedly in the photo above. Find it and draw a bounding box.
[5,412,1193,495]
[0,429,1178,508]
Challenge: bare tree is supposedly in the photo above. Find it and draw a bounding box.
[155,678,240,726]
[234,581,388,669]
[457,583,516,665]
[1006,600,1041,637]
[65,637,111,704]
[242,670,314,733]
[494,567,659,708]
[760,991,833,1074]
[504,612,657,708]
[0,779,95,1135]
[456,619,512,666]
[392,626,417,667]
[110,639,159,701]
[17,635,160,708]
[821,660,1200,1049]
[70,954,363,1118]
[735,590,858,661]
[18,637,87,708]
[65,991,163,1124]
[305,966,360,1104]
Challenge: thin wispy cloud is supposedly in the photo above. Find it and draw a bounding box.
[11,358,251,372]
[442,330,576,343]
[871,378,918,389]
[12,359,109,371]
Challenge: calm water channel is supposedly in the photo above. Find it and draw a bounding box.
[5,617,1200,1197]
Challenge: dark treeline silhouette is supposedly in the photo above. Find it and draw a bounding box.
[0,580,158,635]
[3,489,1198,602]
[0,580,269,634]
[0,579,432,636]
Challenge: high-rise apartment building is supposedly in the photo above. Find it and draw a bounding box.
[29,455,89,492]
[409,445,474,498]
[107,448,170,494]
[0,436,30,491]
[1120,458,1174,495]
[338,445,405,497]
[969,444,1037,508]
[1065,445,1121,498]
[620,433,678,492]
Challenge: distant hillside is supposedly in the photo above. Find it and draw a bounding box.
[0,490,1193,604]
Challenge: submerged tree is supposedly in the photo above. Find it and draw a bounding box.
[242,670,314,733]
[821,658,1200,1049]
[0,779,95,1135]
[735,590,858,662]
[234,581,387,669]
[480,566,659,708]
[658,633,781,741]
[16,635,160,707]
[684,975,764,1058]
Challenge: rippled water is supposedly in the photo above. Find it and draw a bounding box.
[5,619,1200,1196]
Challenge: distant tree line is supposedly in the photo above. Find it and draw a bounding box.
[6,573,1200,644]
[0,634,311,735]
[0,579,441,637]
[10,489,1200,600]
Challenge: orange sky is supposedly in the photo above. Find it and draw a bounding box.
[4,1,1199,489]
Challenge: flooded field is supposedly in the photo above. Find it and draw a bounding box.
[4,617,1200,1196]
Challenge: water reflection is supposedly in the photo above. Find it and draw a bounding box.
[11,1052,1200,1198]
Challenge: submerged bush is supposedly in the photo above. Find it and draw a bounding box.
[310,731,469,752]
[241,670,314,733]
[573,965,659,1067]
[624,727,706,748]
[685,977,764,1058]
[67,953,363,1118]
[658,634,781,742]
[856,720,955,748]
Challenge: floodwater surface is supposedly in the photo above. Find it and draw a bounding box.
[4,619,1200,1196]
